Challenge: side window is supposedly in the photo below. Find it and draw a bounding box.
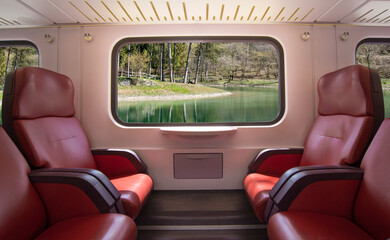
[0,41,39,124]
[111,37,285,126]
[356,39,390,118]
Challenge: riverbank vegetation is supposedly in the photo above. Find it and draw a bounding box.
[118,78,227,98]
[117,42,279,87]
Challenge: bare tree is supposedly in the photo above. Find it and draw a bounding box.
[148,43,153,78]
[194,43,203,84]
[183,43,192,84]
[168,43,174,82]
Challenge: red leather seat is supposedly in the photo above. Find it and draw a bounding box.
[2,67,153,219]
[0,127,137,240]
[244,65,384,222]
[267,118,390,240]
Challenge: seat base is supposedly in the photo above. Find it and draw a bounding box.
[35,214,137,240]
[268,211,373,240]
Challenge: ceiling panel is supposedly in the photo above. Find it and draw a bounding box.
[1,0,390,28]
[0,0,52,28]
[342,0,390,25]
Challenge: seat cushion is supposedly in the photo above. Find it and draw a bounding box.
[300,115,373,166]
[110,173,153,219]
[0,128,47,240]
[14,117,96,169]
[354,118,390,239]
[243,173,279,222]
[268,211,373,240]
[35,214,137,240]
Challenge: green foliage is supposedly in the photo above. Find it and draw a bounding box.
[0,46,38,86]
[356,43,390,80]
[117,41,279,85]
[118,80,226,97]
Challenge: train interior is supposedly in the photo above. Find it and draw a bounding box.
[1,0,390,239]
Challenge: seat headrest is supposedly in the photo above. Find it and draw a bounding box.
[318,65,375,117]
[10,67,75,119]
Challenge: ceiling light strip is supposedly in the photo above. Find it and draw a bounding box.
[367,9,388,22]
[354,9,373,22]
[247,6,255,20]
[0,19,9,25]
[134,1,147,21]
[288,8,300,21]
[183,3,188,21]
[85,1,105,22]
[301,8,314,21]
[234,5,240,20]
[206,4,209,21]
[261,6,270,21]
[0,17,14,25]
[150,2,160,21]
[117,1,133,21]
[378,16,390,23]
[101,1,119,22]
[220,4,225,21]
[166,2,174,21]
[275,7,285,21]
[69,1,93,22]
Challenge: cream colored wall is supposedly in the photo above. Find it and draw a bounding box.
[1,24,386,189]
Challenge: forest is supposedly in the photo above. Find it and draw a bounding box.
[117,42,279,86]
[356,43,390,81]
[0,46,39,86]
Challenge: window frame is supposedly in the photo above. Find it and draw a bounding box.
[111,36,285,126]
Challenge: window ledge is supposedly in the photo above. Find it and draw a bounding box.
[160,127,237,136]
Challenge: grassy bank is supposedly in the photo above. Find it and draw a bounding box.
[118,80,227,97]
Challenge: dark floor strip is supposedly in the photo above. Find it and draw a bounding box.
[136,190,268,239]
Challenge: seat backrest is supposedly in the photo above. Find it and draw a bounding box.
[300,65,383,166]
[0,127,47,239]
[353,118,390,239]
[2,67,96,169]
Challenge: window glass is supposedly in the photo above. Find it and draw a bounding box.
[0,42,39,124]
[356,39,390,118]
[111,37,284,126]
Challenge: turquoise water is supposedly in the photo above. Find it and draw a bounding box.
[118,87,279,123]
[117,87,390,124]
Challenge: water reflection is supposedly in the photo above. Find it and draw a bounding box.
[118,87,279,123]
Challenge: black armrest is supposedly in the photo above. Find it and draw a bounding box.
[29,169,116,214]
[92,149,148,173]
[264,166,363,222]
[32,168,126,214]
[248,148,304,174]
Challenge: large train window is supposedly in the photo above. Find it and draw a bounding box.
[356,39,390,118]
[111,37,285,126]
[0,41,39,124]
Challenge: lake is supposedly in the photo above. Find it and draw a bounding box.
[118,87,390,124]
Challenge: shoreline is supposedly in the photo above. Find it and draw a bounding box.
[119,91,233,102]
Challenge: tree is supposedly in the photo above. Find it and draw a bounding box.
[148,43,153,78]
[356,44,379,68]
[183,43,192,84]
[129,50,150,79]
[194,43,203,84]
[168,43,174,82]
[160,43,165,81]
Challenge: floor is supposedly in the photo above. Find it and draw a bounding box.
[136,190,268,240]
